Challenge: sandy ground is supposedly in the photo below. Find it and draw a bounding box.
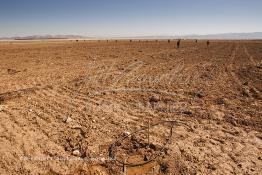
[0,40,261,175]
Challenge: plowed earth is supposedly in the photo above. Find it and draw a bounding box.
[0,40,261,174]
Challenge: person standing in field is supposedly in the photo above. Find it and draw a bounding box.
[177,39,181,49]
[207,40,210,47]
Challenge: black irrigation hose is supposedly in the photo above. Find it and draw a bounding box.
[109,120,189,167]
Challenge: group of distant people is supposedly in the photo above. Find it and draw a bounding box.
[176,39,210,49]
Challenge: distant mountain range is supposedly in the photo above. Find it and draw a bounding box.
[1,32,262,40]
[131,32,262,40]
[0,35,91,40]
[179,32,262,39]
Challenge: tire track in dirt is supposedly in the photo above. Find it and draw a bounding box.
[0,110,81,175]
[242,45,262,100]
[169,117,262,174]
[244,46,257,66]
[1,108,52,139]
[31,83,143,127]
[0,85,53,103]
[26,97,66,122]
[61,86,153,125]
[26,92,95,128]
[38,88,85,109]
[0,104,65,158]
[227,43,243,87]
[68,80,182,126]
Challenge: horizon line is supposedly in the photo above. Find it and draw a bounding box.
[1,32,262,41]
[0,31,262,38]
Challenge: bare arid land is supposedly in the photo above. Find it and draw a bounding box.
[0,40,261,175]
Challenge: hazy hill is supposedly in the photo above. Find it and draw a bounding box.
[1,32,262,40]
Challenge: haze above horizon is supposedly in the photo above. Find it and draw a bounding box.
[0,0,261,37]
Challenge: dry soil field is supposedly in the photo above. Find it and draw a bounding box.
[0,40,261,175]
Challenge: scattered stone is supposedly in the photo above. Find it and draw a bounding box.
[207,164,216,171]
[71,125,82,129]
[182,111,193,116]
[215,98,226,105]
[250,87,262,99]
[195,91,204,98]
[256,63,262,69]
[243,81,249,86]
[7,68,19,74]
[211,111,225,121]
[100,157,105,163]
[72,150,81,156]
[242,88,250,97]
[149,95,160,103]
[64,116,73,123]
[62,116,67,122]
[80,171,86,175]
[160,162,169,174]
[188,90,205,98]
[122,131,131,137]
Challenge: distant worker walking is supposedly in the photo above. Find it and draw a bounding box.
[176,39,181,49]
[207,40,210,47]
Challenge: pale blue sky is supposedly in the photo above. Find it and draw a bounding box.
[0,0,261,37]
